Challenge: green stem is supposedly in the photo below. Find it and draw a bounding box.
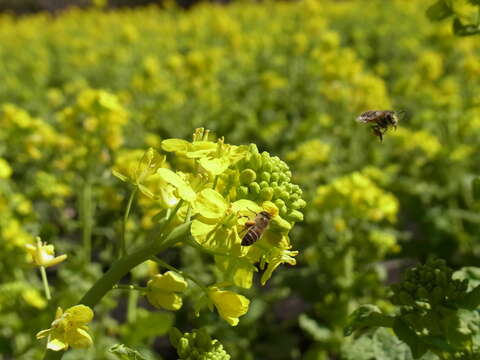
[39,266,51,300]
[120,188,137,257]
[81,177,94,262]
[127,291,139,324]
[43,221,191,360]
[160,200,183,235]
[152,255,208,292]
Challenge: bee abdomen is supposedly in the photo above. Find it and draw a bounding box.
[241,227,261,246]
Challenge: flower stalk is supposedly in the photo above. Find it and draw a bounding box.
[42,221,191,360]
[40,266,51,300]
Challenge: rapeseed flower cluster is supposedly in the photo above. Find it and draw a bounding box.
[113,129,305,325]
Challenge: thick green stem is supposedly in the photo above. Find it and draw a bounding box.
[39,266,51,300]
[81,178,94,262]
[42,221,191,360]
[120,188,137,257]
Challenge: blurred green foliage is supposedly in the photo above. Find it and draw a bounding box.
[1,0,480,359]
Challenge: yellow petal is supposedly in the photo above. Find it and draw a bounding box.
[36,329,51,339]
[65,305,94,325]
[47,338,68,351]
[147,271,188,293]
[69,327,93,349]
[147,291,183,311]
[209,288,250,327]
[44,254,68,268]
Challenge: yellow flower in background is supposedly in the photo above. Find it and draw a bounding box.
[25,237,67,268]
[146,271,188,311]
[208,287,250,326]
[36,305,94,351]
[0,158,12,179]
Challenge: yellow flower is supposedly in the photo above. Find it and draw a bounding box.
[25,237,67,268]
[36,305,94,351]
[208,287,250,326]
[146,271,188,311]
[0,158,12,179]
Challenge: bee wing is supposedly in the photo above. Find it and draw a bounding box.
[356,110,379,123]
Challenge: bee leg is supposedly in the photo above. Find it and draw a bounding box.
[245,220,256,227]
[372,126,383,142]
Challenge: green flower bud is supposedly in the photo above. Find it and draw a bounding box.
[260,187,274,201]
[275,199,285,209]
[273,186,283,198]
[290,193,300,202]
[261,152,272,169]
[249,143,259,155]
[280,191,290,201]
[285,210,304,223]
[249,182,260,196]
[238,186,249,198]
[271,172,280,182]
[291,199,306,209]
[250,154,262,171]
[240,169,257,185]
[260,171,271,182]
[270,216,292,233]
[279,205,287,216]
[178,338,191,358]
[259,181,269,188]
[279,173,288,183]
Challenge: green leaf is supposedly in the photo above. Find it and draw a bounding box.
[345,305,394,336]
[453,17,480,36]
[426,0,453,22]
[299,314,332,342]
[121,310,173,344]
[109,344,148,360]
[393,318,428,359]
[341,328,430,360]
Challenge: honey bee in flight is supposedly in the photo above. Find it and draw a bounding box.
[241,210,273,246]
[356,110,404,141]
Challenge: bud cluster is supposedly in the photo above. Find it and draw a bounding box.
[390,258,469,309]
[236,144,305,223]
[169,328,231,360]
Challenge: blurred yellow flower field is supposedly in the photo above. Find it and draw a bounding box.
[1,0,480,359]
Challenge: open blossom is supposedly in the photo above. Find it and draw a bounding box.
[208,287,250,326]
[36,305,94,351]
[25,237,67,268]
[146,271,188,311]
